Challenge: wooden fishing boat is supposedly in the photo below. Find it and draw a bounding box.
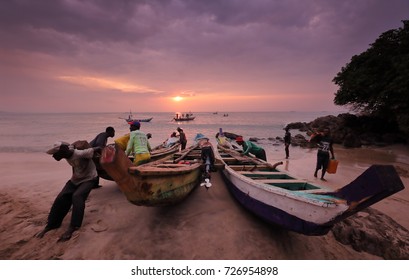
[217,145,405,236]
[150,142,181,160]
[126,117,153,123]
[100,138,223,206]
[119,111,153,123]
[174,112,195,121]
[97,140,180,181]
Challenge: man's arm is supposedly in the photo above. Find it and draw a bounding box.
[74,147,96,159]
[125,133,134,156]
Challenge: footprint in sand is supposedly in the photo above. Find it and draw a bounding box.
[90,220,108,232]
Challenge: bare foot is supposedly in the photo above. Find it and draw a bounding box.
[57,226,78,242]
[320,178,327,181]
[34,226,54,238]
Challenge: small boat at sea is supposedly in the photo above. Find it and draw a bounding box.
[174,112,195,121]
[126,117,153,123]
[100,136,223,206]
[216,143,405,236]
[119,111,153,123]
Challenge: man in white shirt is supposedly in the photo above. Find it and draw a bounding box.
[35,141,100,242]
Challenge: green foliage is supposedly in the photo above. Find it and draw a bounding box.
[333,20,409,135]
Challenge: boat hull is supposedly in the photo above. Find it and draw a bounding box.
[174,117,195,121]
[126,117,153,123]
[217,145,405,235]
[221,170,333,235]
[100,144,203,206]
[125,167,201,206]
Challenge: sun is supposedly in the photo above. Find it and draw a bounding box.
[173,96,183,102]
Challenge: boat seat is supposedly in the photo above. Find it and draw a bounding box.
[229,164,272,170]
[222,157,240,163]
[238,171,286,175]
[256,179,307,184]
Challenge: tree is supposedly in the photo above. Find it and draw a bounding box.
[333,20,409,136]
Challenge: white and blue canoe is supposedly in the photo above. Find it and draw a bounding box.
[217,145,405,236]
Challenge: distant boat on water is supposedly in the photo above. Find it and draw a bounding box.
[119,111,153,123]
[174,112,195,121]
[126,117,153,123]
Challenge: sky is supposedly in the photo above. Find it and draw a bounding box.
[1,0,408,113]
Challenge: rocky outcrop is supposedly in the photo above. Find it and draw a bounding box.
[285,113,407,148]
[331,208,409,259]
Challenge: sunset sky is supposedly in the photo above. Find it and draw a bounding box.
[1,0,408,113]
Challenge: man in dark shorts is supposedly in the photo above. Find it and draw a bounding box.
[310,128,335,181]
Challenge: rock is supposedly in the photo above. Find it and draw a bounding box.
[291,134,309,147]
[331,208,409,259]
[285,122,309,131]
[342,133,362,148]
[284,113,406,148]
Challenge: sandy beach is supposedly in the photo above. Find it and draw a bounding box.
[0,144,408,260]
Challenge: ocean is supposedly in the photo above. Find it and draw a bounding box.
[0,111,341,155]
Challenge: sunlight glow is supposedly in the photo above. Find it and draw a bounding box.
[173,96,183,102]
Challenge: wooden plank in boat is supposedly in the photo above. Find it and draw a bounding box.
[222,157,241,163]
[237,171,287,175]
[256,179,307,184]
[229,165,272,171]
[128,163,201,176]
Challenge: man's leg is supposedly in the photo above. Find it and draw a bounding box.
[36,181,75,238]
[57,179,95,242]
[321,155,330,181]
[314,154,322,178]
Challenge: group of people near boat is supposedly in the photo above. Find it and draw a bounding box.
[36,121,188,242]
[283,126,335,181]
[217,127,335,182]
[37,120,334,243]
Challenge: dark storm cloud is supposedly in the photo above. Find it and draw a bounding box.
[0,0,408,112]
[0,0,165,54]
[1,0,407,57]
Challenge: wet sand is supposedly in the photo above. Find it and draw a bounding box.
[0,144,408,260]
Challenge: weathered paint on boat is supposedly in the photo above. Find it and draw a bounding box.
[217,145,405,235]
[100,141,223,206]
[100,144,202,206]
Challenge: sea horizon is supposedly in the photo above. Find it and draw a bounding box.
[0,110,348,155]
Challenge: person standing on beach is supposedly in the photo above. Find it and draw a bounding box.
[125,121,151,165]
[310,128,335,181]
[35,141,101,242]
[89,126,115,188]
[284,127,291,159]
[177,127,187,150]
[236,136,267,161]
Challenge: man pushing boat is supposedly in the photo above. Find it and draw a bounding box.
[35,141,101,242]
